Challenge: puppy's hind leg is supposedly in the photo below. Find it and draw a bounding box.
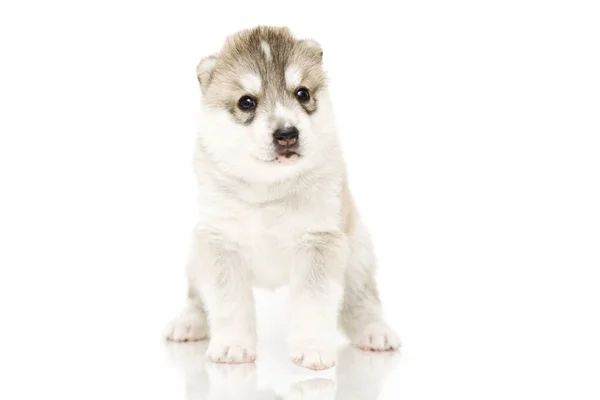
[164,231,210,342]
[339,226,400,352]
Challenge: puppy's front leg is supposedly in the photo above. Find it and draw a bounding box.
[190,229,256,364]
[288,231,347,371]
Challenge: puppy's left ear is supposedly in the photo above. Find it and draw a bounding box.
[196,54,217,95]
[300,39,323,62]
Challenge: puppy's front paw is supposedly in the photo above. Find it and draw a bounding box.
[354,322,401,352]
[290,344,336,371]
[206,341,256,364]
[164,311,209,342]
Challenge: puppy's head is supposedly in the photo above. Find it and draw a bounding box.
[196,26,337,182]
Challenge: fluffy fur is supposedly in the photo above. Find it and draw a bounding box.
[164,26,400,371]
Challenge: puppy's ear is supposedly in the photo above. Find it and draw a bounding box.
[196,54,217,94]
[300,39,323,61]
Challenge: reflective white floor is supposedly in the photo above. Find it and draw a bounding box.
[3,275,592,400]
[166,341,401,399]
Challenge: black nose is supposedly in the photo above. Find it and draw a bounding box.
[273,126,299,147]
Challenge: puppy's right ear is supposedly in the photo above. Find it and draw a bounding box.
[196,54,217,94]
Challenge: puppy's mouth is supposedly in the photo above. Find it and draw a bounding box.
[275,150,300,164]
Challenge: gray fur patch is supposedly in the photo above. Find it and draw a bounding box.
[200,26,326,124]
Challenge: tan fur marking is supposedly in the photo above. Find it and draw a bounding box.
[341,182,357,235]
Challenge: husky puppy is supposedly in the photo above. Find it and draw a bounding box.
[165,26,400,371]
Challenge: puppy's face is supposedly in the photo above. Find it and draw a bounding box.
[196,27,337,182]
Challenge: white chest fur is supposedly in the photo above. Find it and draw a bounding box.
[195,170,343,289]
[241,204,307,288]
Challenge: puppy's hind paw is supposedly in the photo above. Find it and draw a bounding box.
[164,311,209,342]
[354,322,401,352]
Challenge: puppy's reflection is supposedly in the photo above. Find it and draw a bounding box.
[166,341,399,399]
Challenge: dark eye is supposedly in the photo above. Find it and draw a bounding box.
[238,95,257,111]
[295,87,310,102]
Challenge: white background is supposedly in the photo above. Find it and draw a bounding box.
[1,0,599,399]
